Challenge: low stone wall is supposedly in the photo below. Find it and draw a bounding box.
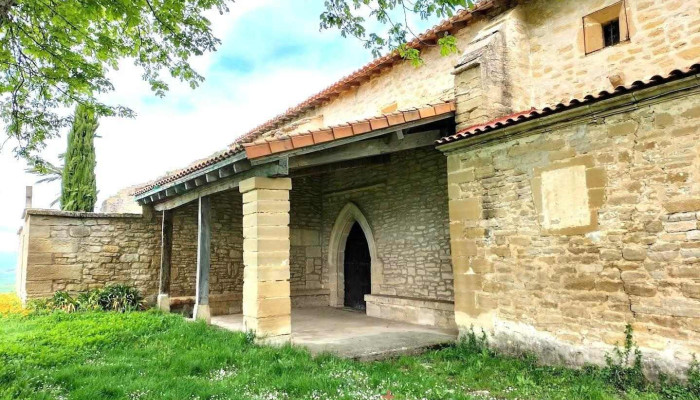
[365,294,455,329]
[18,209,162,303]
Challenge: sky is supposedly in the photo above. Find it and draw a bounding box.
[0,0,443,290]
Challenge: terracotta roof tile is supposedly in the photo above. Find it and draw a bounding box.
[133,3,494,197]
[436,63,700,146]
[242,101,456,159]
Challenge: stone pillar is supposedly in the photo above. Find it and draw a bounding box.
[157,210,173,312]
[239,177,292,345]
[193,196,211,323]
[445,153,495,335]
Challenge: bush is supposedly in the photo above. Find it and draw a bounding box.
[28,286,144,314]
[97,285,143,312]
[49,291,79,313]
[76,289,102,311]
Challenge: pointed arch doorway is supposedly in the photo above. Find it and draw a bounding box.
[327,203,382,309]
[343,222,371,309]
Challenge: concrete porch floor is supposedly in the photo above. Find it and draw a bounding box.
[211,307,458,360]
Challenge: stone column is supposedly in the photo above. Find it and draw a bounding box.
[239,177,292,345]
[157,210,173,312]
[193,196,211,323]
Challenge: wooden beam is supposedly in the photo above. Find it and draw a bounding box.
[218,165,233,178]
[154,161,289,211]
[291,155,390,178]
[165,188,175,197]
[194,177,206,186]
[185,181,195,190]
[159,210,173,296]
[396,129,404,140]
[250,112,453,166]
[288,129,441,170]
[205,171,219,183]
[233,159,252,173]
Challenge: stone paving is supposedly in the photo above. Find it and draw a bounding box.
[211,306,457,360]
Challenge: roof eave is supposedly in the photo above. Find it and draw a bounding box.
[437,73,700,154]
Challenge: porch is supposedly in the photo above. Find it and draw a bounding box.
[138,104,458,344]
[211,306,457,360]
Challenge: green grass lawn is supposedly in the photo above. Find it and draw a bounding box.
[0,309,695,400]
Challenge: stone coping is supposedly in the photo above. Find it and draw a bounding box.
[25,208,143,219]
[365,294,454,311]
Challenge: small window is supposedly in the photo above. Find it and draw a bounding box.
[602,19,621,47]
[583,1,630,54]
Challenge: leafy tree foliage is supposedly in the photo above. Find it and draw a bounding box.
[60,104,97,212]
[2,0,473,161]
[0,0,230,161]
[320,0,477,65]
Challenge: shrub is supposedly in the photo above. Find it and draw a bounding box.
[76,289,102,311]
[97,285,143,312]
[27,286,144,313]
[49,291,79,313]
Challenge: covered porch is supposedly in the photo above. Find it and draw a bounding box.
[135,102,458,346]
[211,307,457,360]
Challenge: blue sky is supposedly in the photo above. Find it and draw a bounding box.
[0,0,444,291]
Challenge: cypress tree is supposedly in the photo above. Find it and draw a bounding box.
[60,104,98,212]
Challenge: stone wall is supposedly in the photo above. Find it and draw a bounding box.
[18,209,161,303]
[443,85,700,375]
[168,187,328,313]
[525,0,700,107]
[289,176,328,306]
[260,0,698,140]
[169,191,244,315]
[259,13,495,139]
[318,147,453,302]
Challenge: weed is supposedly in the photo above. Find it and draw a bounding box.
[456,326,491,356]
[603,324,646,392]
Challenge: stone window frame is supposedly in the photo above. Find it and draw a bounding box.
[583,1,631,55]
[531,155,606,236]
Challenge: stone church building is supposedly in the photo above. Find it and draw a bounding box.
[16,0,700,375]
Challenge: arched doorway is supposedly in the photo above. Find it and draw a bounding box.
[343,222,371,310]
[327,203,382,308]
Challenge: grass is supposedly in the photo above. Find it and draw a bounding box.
[0,297,695,400]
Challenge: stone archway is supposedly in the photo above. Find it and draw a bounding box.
[327,203,382,308]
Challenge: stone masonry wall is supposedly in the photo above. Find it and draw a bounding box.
[319,147,453,301]
[169,186,324,309]
[289,176,324,292]
[260,0,698,141]
[19,209,161,303]
[170,191,244,304]
[524,0,699,107]
[445,89,700,375]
